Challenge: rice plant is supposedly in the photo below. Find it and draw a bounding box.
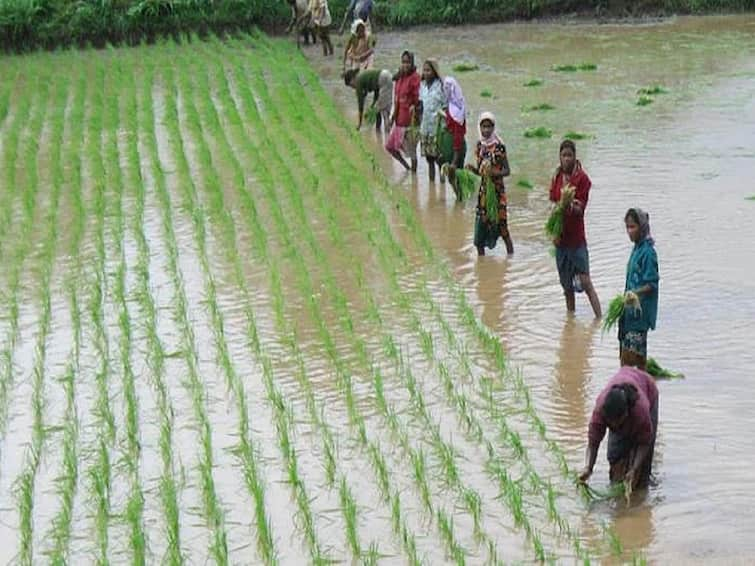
[524,103,555,111]
[523,78,543,87]
[524,126,553,138]
[564,131,590,140]
[452,62,479,72]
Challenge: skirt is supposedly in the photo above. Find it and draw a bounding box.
[555,245,590,292]
[420,133,439,158]
[385,125,418,156]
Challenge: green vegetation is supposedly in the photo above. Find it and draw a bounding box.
[523,78,544,87]
[553,63,598,72]
[638,85,668,96]
[453,62,480,72]
[647,358,685,379]
[524,126,553,138]
[637,95,654,106]
[525,103,555,111]
[517,179,534,189]
[480,89,493,97]
[564,131,590,140]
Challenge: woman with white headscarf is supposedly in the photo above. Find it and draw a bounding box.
[343,19,374,72]
[466,112,514,256]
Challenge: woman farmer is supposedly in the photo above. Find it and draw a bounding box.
[549,140,602,318]
[344,68,392,133]
[343,19,374,72]
[438,76,467,193]
[466,112,514,256]
[418,59,445,182]
[303,0,333,56]
[385,51,420,172]
[619,208,660,370]
[579,366,659,489]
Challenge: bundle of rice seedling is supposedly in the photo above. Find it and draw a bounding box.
[636,95,654,106]
[516,179,534,189]
[602,291,640,334]
[544,184,575,239]
[646,358,685,380]
[453,169,480,201]
[364,106,378,125]
[480,89,493,98]
[453,62,479,72]
[524,126,553,139]
[524,78,544,87]
[637,85,667,96]
[578,481,626,503]
[564,131,590,140]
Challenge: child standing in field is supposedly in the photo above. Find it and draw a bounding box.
[418,59,444,182]
[303,0,333,56]
[619,208,659,370]
[385,50,420,172]
[344,68,393,133]
[550,140,601,318]
[466,112,514,255]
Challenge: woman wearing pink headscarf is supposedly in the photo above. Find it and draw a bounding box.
[438,77,467,194]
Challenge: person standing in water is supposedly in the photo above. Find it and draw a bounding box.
[385,51,420,172]
[303,0,333,56]
[343,68,393,133]
[579,366,659,489]
[418,59,444,182]
[619,208,660,370]
[343,19,374,72]
[438,76,467,192]
[466,112,514,255]
[549,140,601,318]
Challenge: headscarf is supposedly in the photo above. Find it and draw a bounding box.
[478,111,502,146]
[630,208,653,244]
[423,58,441,84]
[443,77,466,125]
[351,18,366,36]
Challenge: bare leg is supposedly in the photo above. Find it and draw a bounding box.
[388,149,410,170]
[410,157,418,173]
[427,157,436,182]
[501,230,514,255]
[477,246,485,256]
[620,348,647,371]
[579,273,602,318]
[564,290,576,312]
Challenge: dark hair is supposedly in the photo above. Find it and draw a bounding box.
[625,208,641,224]
[559,139,576,154]
[602,384,638,420]
[343,68,359,86]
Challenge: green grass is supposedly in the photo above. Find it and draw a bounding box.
[523,78,543,87]
[564,131,590,140]
[525,102,555,112]
[480,89,493,97]
[553,62,597,72]
[524,126,553,138]
[637,95,654,106]
[452,62,479,72]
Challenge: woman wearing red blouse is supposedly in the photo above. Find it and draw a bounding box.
[385,51,420,172]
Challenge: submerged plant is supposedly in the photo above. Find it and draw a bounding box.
[525,103,555,112]
[524,126,553,139]
[523,78,543,87]
[564,131,590,140]
[453,62,479,72]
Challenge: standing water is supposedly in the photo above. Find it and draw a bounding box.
[313,15,755,564]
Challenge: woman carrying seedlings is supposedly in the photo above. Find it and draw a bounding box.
[303,0,333,56]
[465,112,514,256]
[344,68,393,133]
[343,19,374,72]
[579,365,659,490]
[419,59,445,182]
[619,208,659,370]
[549,140,602,318]
[385,50,420,172]
[438,76,467,192]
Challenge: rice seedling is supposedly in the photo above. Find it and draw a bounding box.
[524,103,555,112]
[553,63,597,72]
[602,291,640,334]
[523,126,553,139]
[745,195,755,201]
[453,168,480,201]
[646,357,685,379]
[453,62,479,72]
[364,105,378,125]
[523,78,543,87]
[339,477,362,559]
[480,89,493,98]
[637,85,667,96]
[544,184,575,239]
[564,131,590,140]
[636,95,654,106]
[516,179,534,189]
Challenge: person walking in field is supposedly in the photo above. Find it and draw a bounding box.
[466,112,514,256]
[418,59,444,182]
[437,76,467,192]
[344,68,393,133]
[618,208,660,371]
[385,50,420,172]
[579,365,659,490]
[302,0,334,56]
[549,140,602,318]
[343,19,374,72]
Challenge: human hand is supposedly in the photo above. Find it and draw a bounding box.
[479,160,492,177]
[464,163,476,172]
[578,467,592,484]
[552,237,561,247]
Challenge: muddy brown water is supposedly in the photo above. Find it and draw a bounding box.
[0,16,754,565]
[310,14,755,564]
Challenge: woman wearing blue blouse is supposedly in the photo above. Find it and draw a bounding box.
[619,208,659,370]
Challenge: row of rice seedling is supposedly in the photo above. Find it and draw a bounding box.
[136,54,228,564]
[14,69,68,565]
[0,61,45,442]
[156,46,278,563]
[114,53,185,563]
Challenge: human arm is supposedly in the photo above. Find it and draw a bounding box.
[579,443,600,483]
[567,173,591,216]
[580,404,607,482]
[490,143,510,177]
